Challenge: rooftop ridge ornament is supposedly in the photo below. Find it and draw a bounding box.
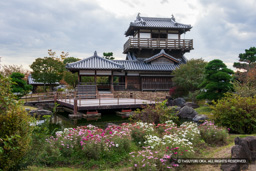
[94,51,97,57]
[136,13,141,20]
[171,14,176,22]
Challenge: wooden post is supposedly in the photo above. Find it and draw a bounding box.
[125,73,128,90]
[134,93,136,104]
[111,71,114,93]
[79,95,81,106]
[118,94,119,105]
[74,98,78,115]
[94,70,97,84]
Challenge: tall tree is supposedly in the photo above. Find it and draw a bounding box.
[233,47,256,71]
[103,52,115,60]
[63,57,80,64]
[0,64,30,78]
[63,71,78,88]
[172,58,207,97]
[197,59,234,101]
[10,72,32,96]
[30,57,65,91]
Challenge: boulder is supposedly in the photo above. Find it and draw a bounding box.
[192,114,208,123]
[177,106,198,119]
[167,97,186,107]
[184,102,199,109]
[235,136,256,161]
[220,163,240,171]
[29,109,52,116]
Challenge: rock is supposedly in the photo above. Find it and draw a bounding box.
[192,114,208,123]
[177,106,198,119]
[184,102,199,109]
[167,97,186,107]
[220,163,240,171]
[235,136,256,161]
[29,109,52,116]
[173,98,186,107]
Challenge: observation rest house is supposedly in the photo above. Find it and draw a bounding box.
[66,14,193,92]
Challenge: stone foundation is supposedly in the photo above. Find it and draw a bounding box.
[113,91,169,101]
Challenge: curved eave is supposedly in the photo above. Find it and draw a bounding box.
[125,25,192,36]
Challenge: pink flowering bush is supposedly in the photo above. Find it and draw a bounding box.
[198,120,228,145]
[130,147,179,171]
[46,124,132,163]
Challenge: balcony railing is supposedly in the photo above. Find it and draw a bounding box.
[123,38,193,53]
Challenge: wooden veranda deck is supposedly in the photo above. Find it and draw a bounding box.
[57,98,155,111]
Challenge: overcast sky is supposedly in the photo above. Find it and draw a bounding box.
[0,0,255,70]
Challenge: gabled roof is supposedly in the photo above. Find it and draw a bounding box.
[125,14,192,36]
[66,51,124,70]
[28,74,59,85]
[144,49,181,63]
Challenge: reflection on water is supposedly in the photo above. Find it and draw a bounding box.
[50,108,130,129]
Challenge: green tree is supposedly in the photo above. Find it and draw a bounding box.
[103,52,115,60]
[0,75,33,170]
[197,59,234,101]
[30,57,65,91]
[10,72,32,96]
[233,47,256,71]
[63,71,78,88]
[63,57,80,64]
[172,58,207,97]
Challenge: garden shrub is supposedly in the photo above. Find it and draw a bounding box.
[212,93,256,134]
[0,75,34,170]
[132,100,178,124]
[198,121,228,145]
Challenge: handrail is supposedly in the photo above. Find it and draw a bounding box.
[123,38,193,52]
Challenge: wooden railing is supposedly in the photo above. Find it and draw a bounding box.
[124,38,193,52]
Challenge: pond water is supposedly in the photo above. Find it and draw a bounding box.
[50,108,130,129]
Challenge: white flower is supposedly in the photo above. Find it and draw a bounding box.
[116,144,119,147]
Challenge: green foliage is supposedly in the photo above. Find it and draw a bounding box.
[63,71,78,88]
[233,80,256,97]
[233,47,256,71]
[103,52,115,60]
[30,57,65,91]
[212,93,256,134]
[197,59,234,101]
[0,75,33,170]
[10,72,32,96]
[173,58,207,97]
[132,100,179,124]
[198,121,228,145]
[63,57,80,64]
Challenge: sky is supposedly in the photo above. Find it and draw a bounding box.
[0,0,256,70]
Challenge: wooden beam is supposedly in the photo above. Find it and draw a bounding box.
[111,71,114,92]
[94,70,97,84]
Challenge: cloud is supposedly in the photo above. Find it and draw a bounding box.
[187,0,256,68]
[161,0,169,4]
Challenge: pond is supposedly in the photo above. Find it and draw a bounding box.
[49,108,131,129]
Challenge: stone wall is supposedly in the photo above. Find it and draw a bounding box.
[113,91,169,101]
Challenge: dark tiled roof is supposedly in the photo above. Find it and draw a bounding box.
[66,51,184,72]
[28,74,59,85]
[125,14,192,36]
[114,60,179,71]
[66,51,124,70]
[144,49,180,63]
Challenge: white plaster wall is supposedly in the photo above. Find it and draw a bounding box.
[168,34,178,39]
[140,33,151,38]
